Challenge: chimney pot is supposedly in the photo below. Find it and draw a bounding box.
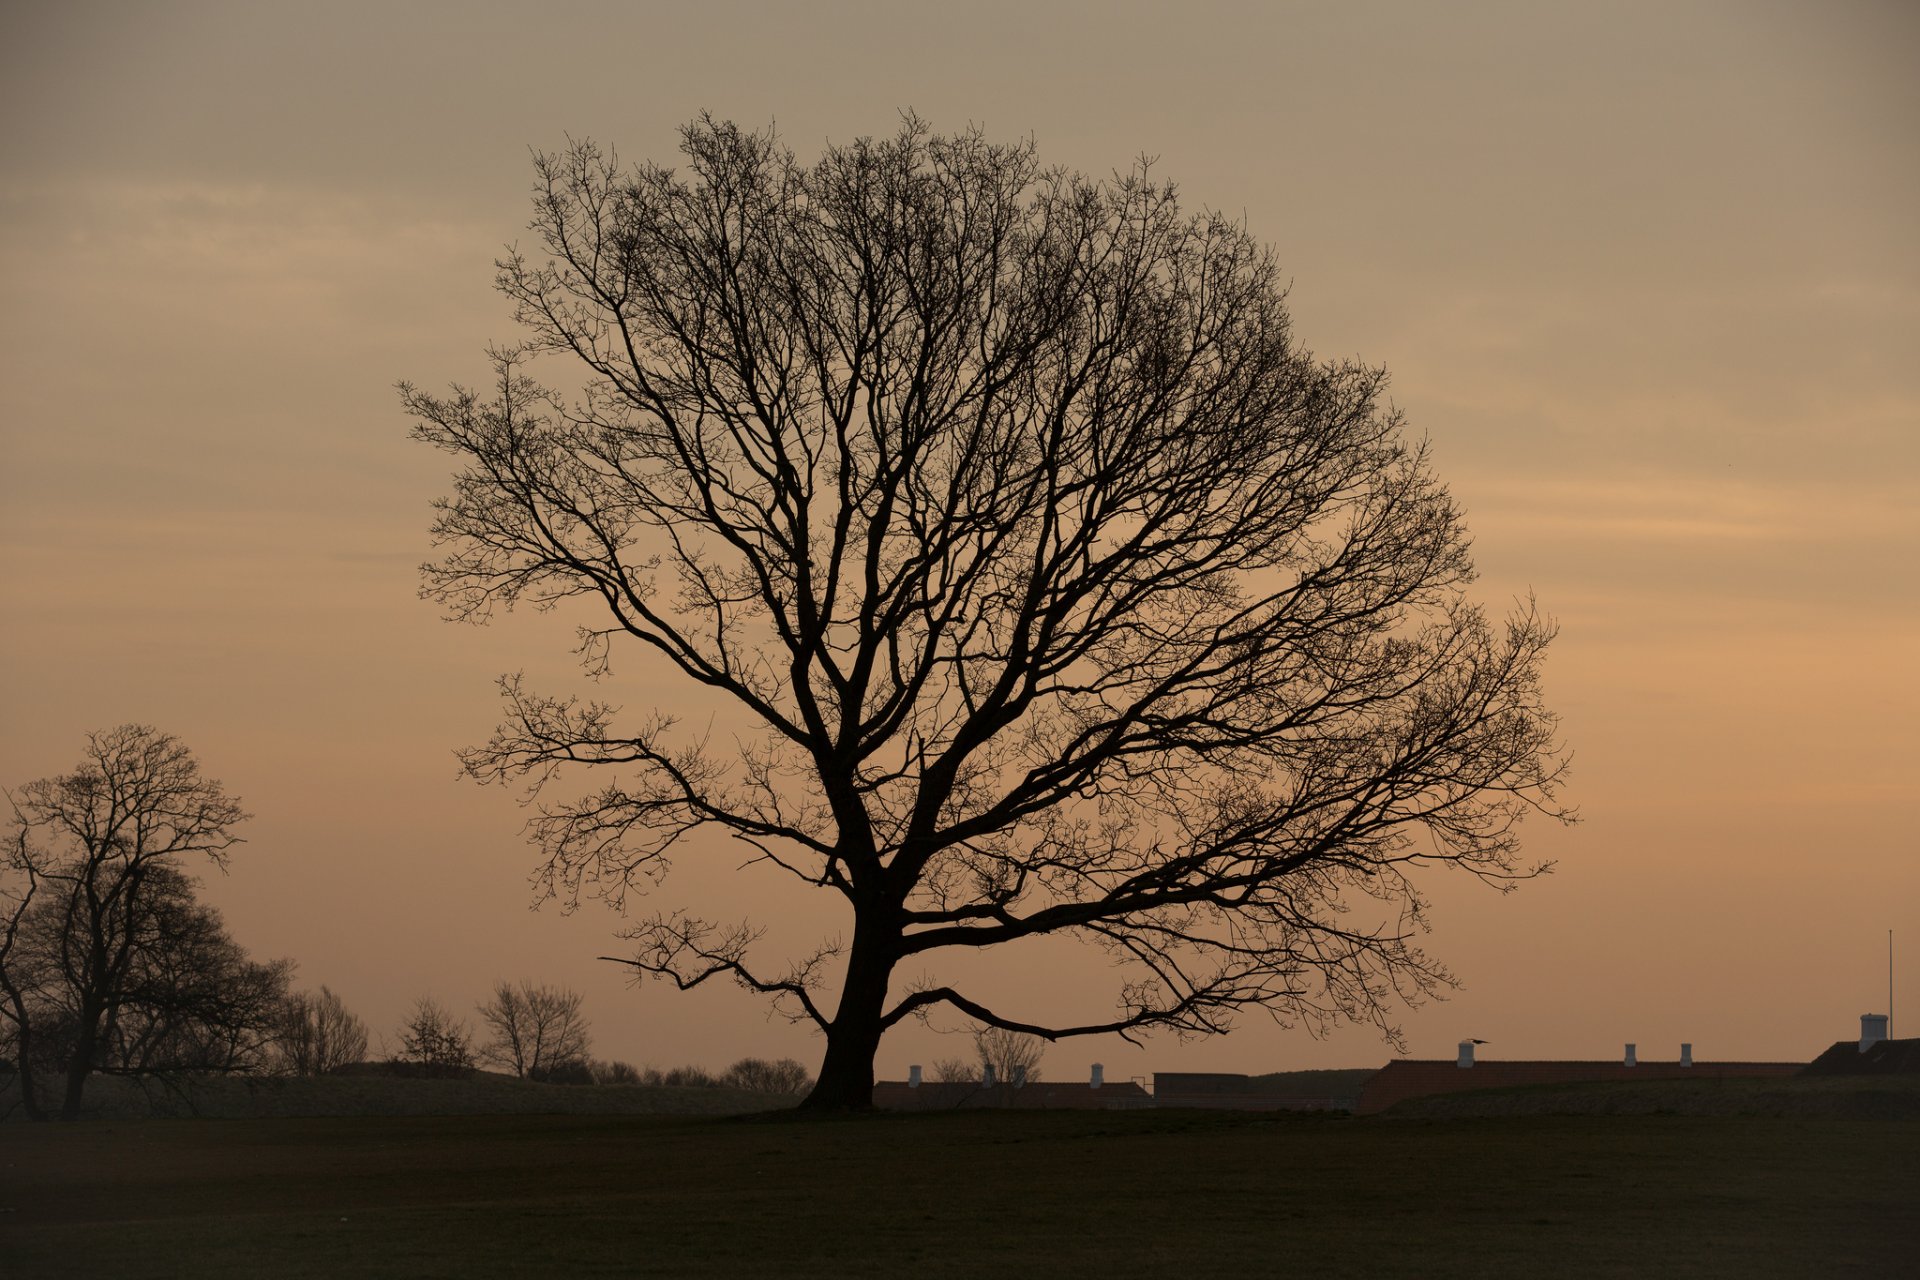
[1624,1043,1637,1067]
[908,1064,922,1088]
[1010,1066,1026,1088]
[1680,1043,1692,1068]
[1861,1013,1889,1053]
[982,1064,996,1087]
[1457,1041,1475,1069]
[1090,1063,1104,1089]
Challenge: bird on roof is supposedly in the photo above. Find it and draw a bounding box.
[1469,1039,1488,1045]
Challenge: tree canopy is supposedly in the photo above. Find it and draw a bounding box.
[405,115,1569,1109]
[2,725,276,1120]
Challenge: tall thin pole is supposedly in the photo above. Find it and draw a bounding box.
[1891,929,1895,1041]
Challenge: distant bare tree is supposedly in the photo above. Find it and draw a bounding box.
[975,1027,1045,1086]
[1,824,45,1116]
[591,1058,642,1085]
[395,997,473,1076]
[2,726,252,1120]
[407,116,1570,1110]
[722,1056,812,1096]
[92,872,292,1078]
[6,865,289,1117]
[930,1057,976,1086]
[474,980,592,1079]
[277,986,370,1076]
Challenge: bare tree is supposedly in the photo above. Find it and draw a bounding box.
[87,870,292,1079]
[405,116,1569,1110]
[5,862,290,1113]
[721,1056,813,1096]
[2,726,252,1119]
[277,986,370,1076]
[591,1058,642,1085]
[656,1064,719,1088]
[974,1027,1045,1087]
[1,824,47,1118]
[930,1057,976,1087]
[474,980,592,1079]
[394,997,473,1076]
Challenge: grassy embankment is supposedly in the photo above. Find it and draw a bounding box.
[4,1077,1916,1278]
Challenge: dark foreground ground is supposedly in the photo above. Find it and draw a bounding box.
[4,1099,1915,1278]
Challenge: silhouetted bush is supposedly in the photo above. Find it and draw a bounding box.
[722,1056,812,1095]
[660,1065,720,1089]
[590,1059,642,1085]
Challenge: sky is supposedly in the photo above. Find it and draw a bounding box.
[2,0,1915,1083]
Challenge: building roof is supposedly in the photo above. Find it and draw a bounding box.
[1802,1037,1920,1076]
[1354,1058,1802,1116]
[872,1079,1153,1111]
[1152,1072,1352,1111]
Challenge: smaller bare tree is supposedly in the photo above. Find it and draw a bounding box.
[395,997,472,1076]
[658,1064,719,1088]
[3,727,251,1120]
[930,1057,976,1086]
[277,986,369,1076]
[721,1056,812,1096]
[975,1027,1045,1087]
[591,1059,642,1085]
[474,981,591,1080]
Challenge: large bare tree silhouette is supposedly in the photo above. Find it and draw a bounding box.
[405,116,1569,1110]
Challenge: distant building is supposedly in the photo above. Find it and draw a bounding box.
[1803,1013,1918,1076]
[871,1079,1153,1110]
[1152,1072,1348,1111]
[874,1064,1152,1111]
[882,1016,1893,1115]
[1354,1041,1801,1116]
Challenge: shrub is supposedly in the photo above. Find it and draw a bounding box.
[392,997,472,1077]
[591,1059,642,1085]
[661,1065,719,1089]
[722,1057,813,1096]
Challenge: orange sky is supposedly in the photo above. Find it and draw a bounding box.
[3,1,1915,1082]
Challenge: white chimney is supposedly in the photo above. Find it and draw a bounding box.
[1624,1043,1637,1067]
[1680,1043,1692,1068]
[1090,1063,1104,1089]
[908,1064,922,1088]
[1010,1066,1026,1088]
[1457,1041,1475,1069]
[982,1064,996,1087]
[1860,1013,1889,1052]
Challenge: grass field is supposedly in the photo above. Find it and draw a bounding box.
[5,1102,1915,1278]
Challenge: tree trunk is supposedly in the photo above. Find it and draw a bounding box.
[59,1000,101,1121]
[798,922,896,1112]
[8,1021,42,1121]
[0,982,43,1120]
